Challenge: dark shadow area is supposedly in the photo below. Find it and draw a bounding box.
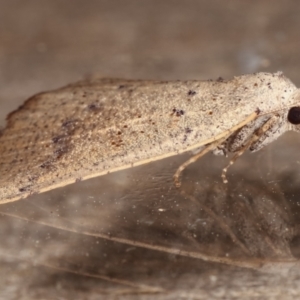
[1,134,300,298]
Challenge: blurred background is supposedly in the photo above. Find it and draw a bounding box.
[1,1,300,299]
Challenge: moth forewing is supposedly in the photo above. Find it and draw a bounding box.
[0,72,299,204]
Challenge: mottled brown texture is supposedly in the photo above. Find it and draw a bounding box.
[0,72,300,204]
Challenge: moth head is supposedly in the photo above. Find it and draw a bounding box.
[287,106,300,131]
[286,89,300,131]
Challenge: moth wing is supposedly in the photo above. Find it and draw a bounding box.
[0,77,261,203]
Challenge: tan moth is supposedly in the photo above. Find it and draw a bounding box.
[1,71,300,204]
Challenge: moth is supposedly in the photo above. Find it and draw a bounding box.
[1,72,300,204]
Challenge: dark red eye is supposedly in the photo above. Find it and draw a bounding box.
[288,107,300,125]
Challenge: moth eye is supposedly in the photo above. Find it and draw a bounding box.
[287,107,300,124]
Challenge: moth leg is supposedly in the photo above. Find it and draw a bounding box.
[174,136,229,187]
[221,115,279,183]
[221,144,251,184]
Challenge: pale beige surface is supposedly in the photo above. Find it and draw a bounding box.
[1,1,300,299]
